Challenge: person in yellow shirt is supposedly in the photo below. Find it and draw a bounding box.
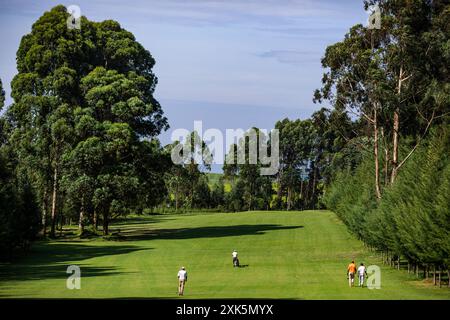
[347,260,357,287]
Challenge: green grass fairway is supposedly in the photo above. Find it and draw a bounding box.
[1,211,449,299]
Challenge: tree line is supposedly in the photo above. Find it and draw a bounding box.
[319,0,449,285]
[160,111,352,213]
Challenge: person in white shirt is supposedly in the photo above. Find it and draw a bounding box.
[177,266,187,296]
[232,250,239,267]
[357,263,367,287]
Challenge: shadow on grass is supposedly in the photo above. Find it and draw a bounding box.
[112,215,175,226]
[0,243,148,284]
[110,224,303,241]
[44,216,175,241]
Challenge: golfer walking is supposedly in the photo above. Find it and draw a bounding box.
[357,263,368,287]
[177,266,187,296]
[347,260,356,287]
[232,249,239,267]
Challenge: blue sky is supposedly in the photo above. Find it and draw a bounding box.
[0,0,368,171]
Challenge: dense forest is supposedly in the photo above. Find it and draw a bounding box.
[0,0,449,281]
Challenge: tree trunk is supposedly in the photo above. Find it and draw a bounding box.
[78,196,85,233]
[103,213,109,235]
[373,106,381,200]
[59,214,63,237]
[438,266,441,288]
[93,210,98,231]
[433,265,437,285]
[50,166,58,238]
[447,270,450,288]
[390,109,399,184]
[390,66,404,184]
[381,128,389,186]
[384,148,389,186]
[41,187,48,236]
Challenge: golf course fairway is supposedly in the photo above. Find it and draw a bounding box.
[1,210,449,299]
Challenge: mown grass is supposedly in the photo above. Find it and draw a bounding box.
[1,210,449,299]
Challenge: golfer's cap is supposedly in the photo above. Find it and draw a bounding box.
[182,266,185,270]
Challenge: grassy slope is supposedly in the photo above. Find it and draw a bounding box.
[1,210,449,299]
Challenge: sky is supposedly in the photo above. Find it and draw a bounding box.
[0,0,369,172]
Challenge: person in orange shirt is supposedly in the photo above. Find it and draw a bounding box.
[347,260,357,287]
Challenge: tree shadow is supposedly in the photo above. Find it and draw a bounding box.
[112,215,175,226]
[109,224,303,241]
[0,243,149,284]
